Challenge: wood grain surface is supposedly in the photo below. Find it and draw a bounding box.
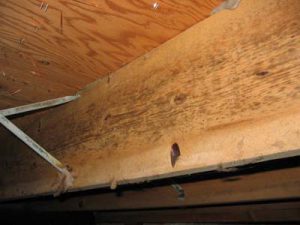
[0,0,300,200]
[0,0,221,109]
[93,202,300,223]
[1,164,300,211]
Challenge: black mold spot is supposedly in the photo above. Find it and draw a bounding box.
[256,71,269,77]
[173,93,187,105]
[104,114,111,121]
[38,60,50,65]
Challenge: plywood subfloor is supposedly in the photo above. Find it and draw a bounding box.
[0,0,222,109]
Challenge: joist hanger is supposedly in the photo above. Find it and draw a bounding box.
[0,95,79,194]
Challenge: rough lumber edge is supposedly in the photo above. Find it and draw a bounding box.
[1,164,300,211]
[93,202,300,223]
[0,0,300,200]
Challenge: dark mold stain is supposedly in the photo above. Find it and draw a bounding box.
[104,114,111,121]
[38,60,50,65]
[256,71,269,77]
[173,93,187,105]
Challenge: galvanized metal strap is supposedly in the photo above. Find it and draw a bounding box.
[0,114,66,172]
[0,95,79,194]
[0,95,79,116]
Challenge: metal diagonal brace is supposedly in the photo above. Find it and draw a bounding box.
[0,95,79,194]
[0,95,79,116]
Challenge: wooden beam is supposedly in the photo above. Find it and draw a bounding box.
[93,201,300,223]
[1,162,300,211]
[0,211,96,225]
[1,0,300,200]
[2,202,300,224]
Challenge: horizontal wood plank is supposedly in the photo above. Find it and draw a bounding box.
[94,202,300,223]
[1,163,300,211]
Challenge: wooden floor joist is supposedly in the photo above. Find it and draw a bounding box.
[93,202,300,223]
[2,202,300,224]
[1,0,300,200]
[1,161,300,211]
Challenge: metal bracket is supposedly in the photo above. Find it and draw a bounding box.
[211,0,240,15]
[0,95,79,194]
[171,183,185,201]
